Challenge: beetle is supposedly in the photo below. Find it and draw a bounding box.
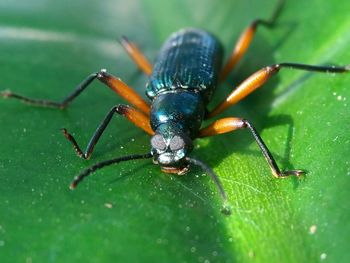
[1,1,349,213]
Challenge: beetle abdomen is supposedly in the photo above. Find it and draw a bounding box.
[146,28,223,103]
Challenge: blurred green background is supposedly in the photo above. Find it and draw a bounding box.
[0,0,349,262]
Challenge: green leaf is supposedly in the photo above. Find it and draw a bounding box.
[1,0,349,262]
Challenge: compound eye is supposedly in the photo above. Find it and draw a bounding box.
[151,134,167,151]
[169,135,185,151]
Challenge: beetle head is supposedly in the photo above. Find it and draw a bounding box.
[151,126,193,174]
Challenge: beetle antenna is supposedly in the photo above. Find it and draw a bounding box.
[70,152,153,189]
[186,157,231,215]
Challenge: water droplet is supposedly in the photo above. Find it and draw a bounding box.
[309,225,317,234]
[104,203,113,209]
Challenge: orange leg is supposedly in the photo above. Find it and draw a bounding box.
[1,69,150,115]
[220,0,284,82]
[211,65,279,118]
[209,63,350,118]
[120,36,153,76]
[98,70,150,115]
[198,117,304,178]
[62,104,154,160]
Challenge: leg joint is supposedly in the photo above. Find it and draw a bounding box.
[252,19,273,29]
[265,64,281,74]
[241,119,250,129]
[113,104,130,115]
[241,119,259,135]
[97,68,108,79]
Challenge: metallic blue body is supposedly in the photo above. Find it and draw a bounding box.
[146,28,223,103]
[150,90,205,138]
[148,28,223,169]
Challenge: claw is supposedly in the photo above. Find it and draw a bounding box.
[281,169,306,177]
[0,90,11,98]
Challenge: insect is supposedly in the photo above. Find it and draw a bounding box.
[1,2,349,214]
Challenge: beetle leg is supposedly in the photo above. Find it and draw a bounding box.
[198,117,304,178]
[97,70,150,115]
[220,0,284,82]
[1,69,150,115]
[62,104,154,160]
[120,36,153,76]
[1,73,98,109]
[209,63,350,118]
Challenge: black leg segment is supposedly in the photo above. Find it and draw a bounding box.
[1,72,99,108]
[274,62,350,73]
[61,105,122,159]
[242,119,304,178]
[61,104,152,160]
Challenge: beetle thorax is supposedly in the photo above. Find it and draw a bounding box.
[150,90,205,139]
